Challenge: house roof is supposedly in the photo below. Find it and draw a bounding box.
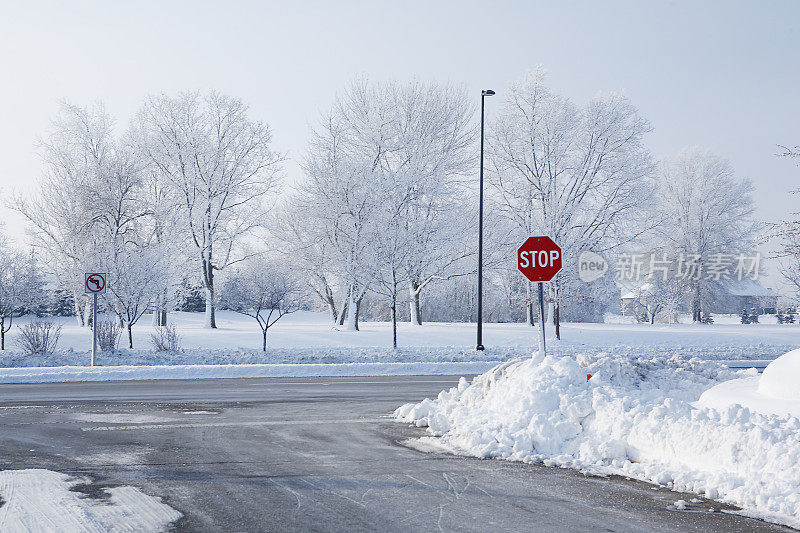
[722,278,777,297]
[617,278,777,299]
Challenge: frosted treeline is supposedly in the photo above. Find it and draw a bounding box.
[0,71,770,348]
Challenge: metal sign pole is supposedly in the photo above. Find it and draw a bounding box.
[537,281,546,357]
[91,292,97,367]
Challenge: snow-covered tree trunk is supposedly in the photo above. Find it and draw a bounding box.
[326,300,338,325]
[84,300,93,328]
[205,286,216,329]
[525,282,535,326]
[74,294,85,327]
[344,290,358,331]
[127,323,133,349]
[546,301,556,338]
[409,281,422,326]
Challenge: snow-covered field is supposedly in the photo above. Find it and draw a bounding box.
[0,310,796,368]
[396,350,800,529]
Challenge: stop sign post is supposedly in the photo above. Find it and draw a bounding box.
[517,237,562,357]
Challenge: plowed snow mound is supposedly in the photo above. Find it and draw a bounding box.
[396,353,800,529]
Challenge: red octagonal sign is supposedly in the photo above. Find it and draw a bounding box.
[517,236,563,282]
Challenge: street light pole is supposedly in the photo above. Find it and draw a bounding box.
[476,89,494,351]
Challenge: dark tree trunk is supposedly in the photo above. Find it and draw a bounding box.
[391,303,397,349]
[554,305,561,340]
[127,324,133,349]
[354,294,364,331]
[1,317,5,351]
[262,328,267,351]
[692,284,701,322]
[338,298,348,326]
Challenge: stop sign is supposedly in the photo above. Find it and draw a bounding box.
[517,236,562,282]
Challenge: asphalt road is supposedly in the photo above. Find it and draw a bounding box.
[0,376,792,532]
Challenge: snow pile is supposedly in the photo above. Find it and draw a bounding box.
[396,353,800,528]
[699,348,800,419]
[759,348,800,400]
[0,469,181,532]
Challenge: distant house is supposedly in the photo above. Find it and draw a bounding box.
[620,282,657,318]
[721,279,778,314]
[619,279,779,319]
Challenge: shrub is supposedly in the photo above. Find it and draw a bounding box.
[95,318,122,351]
[15,320,61,355]
[151,325,181,352]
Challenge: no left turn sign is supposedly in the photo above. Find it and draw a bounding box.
[85,273,107,294]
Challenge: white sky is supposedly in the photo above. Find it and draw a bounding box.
[1,0,798,284]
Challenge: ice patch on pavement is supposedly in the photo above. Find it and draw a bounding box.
[71,413,178,424]
[0,469,181,532]
[74,451,148,467]
[400,436,457,454]
[395,352,800,529]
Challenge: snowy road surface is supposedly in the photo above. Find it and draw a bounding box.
[0,377,792,532]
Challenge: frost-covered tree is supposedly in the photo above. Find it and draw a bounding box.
[775,145,800,298]
[219,258,305,351]
[487,70,657,335]
[139,166,185,327]
[379,82,475,326]
[656,148,757,321]
[104,242,174,349]
[132,91,283,328]
[0,233,42,350]
[13,102,121,326]
[299,79,475,333]
[273,202,343,324]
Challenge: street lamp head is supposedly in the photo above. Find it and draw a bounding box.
[482,89,495,96]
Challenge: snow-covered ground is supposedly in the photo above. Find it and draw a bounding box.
[0,469,181,532]
[0,311,796,368]
[395,350,800,529]
[0,361,502,384]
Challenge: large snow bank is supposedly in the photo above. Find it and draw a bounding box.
[0,469,181,532]
[395,353,800,529]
